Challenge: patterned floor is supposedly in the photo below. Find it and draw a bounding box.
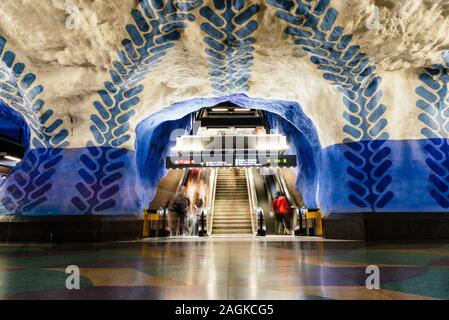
[0,237,448,300]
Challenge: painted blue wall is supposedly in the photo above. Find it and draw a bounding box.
[415,54,449,209]
[1,147,141,215]
[320,139,449,213]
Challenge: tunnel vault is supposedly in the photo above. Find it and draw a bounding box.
[1,0,449,237]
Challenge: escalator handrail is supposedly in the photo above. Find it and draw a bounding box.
[260,170,274,217]
[207,168,218,235]
[256,207,266,236]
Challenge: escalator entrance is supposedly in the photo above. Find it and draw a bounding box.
[148,103,315,237]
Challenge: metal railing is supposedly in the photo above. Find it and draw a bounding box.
[207,168,218,235]
[293,207,305,236]
[198,208,208,237]
[256,207,266,236]
[245,168,259,235]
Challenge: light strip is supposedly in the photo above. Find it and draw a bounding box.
[210,108,229,112]
[4,155,22,162]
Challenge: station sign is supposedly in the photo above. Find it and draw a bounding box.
[166,152,297,169]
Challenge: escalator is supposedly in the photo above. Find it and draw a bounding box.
[148,168,212,236]
[148,170,186,211]
[249,168,275,234]
[149,166,301,237]
[249,167,300,235]
[148,102,306,237]
[280,168,305,209]
[208,167,300,236]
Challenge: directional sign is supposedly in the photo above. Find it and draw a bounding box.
[166,152,297,169]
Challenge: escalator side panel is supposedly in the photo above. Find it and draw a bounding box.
[251,168,276,235]
[281,168,305,207]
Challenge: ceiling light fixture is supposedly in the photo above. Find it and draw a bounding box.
[210,108,229,112]
[4,155,22,163]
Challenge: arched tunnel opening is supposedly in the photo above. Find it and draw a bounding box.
[0,100,29,188]
[135,94,322,236]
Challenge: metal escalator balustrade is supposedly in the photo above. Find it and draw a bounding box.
[212,169,253,235]
[255,167,298,235]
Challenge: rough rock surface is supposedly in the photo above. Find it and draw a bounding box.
[1,0,448,147]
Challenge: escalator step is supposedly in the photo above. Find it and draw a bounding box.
[212,169,253,235]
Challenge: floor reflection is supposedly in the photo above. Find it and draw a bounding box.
[0,238,448,300]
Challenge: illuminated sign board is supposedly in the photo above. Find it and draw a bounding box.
[166,152,297,169]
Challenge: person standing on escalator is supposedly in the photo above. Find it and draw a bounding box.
[272,192,291,235]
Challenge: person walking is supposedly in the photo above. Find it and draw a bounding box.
[171,187,191,236]
[272,192,291,235]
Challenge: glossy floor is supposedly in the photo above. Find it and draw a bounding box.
[1,237,448,300]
